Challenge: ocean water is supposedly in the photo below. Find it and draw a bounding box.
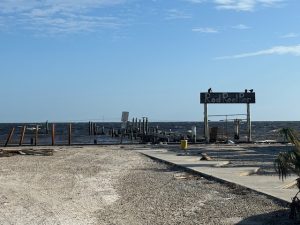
[0,121,299,146]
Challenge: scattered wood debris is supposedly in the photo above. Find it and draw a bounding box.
[173,172,199,180]
[200,153,212,161]
[280,180,298,189]
[239,168,260,176]
[213,161,230,167]
[0,148,54,157]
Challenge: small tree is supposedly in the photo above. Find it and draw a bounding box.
[275,128,300,219]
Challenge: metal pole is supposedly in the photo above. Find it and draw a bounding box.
[247,103,252,142]
[204,103,209,143]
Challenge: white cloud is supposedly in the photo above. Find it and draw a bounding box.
[215,44,300,59]
[232,24,250,29]
[184,0,206,3]
[0,0,125,13]
[0,0,126,35]
[214,0,283,11]
[192,27,218,33]
[280,33,298,39]
[165,9,192,20]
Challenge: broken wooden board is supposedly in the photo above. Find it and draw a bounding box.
[0,148,54,157]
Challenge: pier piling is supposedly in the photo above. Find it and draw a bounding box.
[52,124,55,146]
[5,127,15,147]
[19,126,26,146]
[68,123,72,145]
[35,125,39,146]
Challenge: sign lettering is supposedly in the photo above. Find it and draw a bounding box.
[200,92,255,104]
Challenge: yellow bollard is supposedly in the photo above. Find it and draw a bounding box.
[180,140,188,150]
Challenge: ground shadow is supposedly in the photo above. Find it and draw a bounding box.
[236,209,297,225]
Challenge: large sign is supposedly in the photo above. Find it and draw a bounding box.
[200,92,255,104]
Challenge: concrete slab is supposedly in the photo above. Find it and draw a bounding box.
[136,148,298,203]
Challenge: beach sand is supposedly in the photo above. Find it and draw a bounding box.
[0,145,291,225]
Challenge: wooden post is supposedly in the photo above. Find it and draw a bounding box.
[90,122,92,135]
[35,125,39,146]
[52,124,55,146]
[19,126,26,146]
[45,120,49,135]
[130,127,133,142]
[145,117,149,135]
[247,103,252,142]
[135,118,138,130]
[94,123,97,135]
[112,128,114,138]
[142,117,145,135]
[138,119,142,134]
[68,123,72,145]
[204,103,209,143]
[120,129,124,144]
[5,127,15,147]
[89,121,91,136]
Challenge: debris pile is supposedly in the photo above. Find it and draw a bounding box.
[0,148,54,157]
[200,153,212,161]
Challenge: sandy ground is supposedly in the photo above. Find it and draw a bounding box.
[0,145,293,225]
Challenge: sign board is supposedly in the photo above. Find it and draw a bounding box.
[121,111,129,122]
[200,92,255,104]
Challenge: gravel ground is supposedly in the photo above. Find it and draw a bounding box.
[0,145,294,225]
[100,146,292,225]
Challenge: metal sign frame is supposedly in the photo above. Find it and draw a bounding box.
[200,91,256,143]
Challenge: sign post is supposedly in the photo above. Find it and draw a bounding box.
[204,103,209,143]
[200,91,255,143]
[247,103,252,142]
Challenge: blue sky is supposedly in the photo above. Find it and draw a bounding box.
[0,0,299,122]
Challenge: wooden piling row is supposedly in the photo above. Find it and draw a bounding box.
[0,117,175,147]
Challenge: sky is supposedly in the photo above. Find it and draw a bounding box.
[0,0,299,122]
